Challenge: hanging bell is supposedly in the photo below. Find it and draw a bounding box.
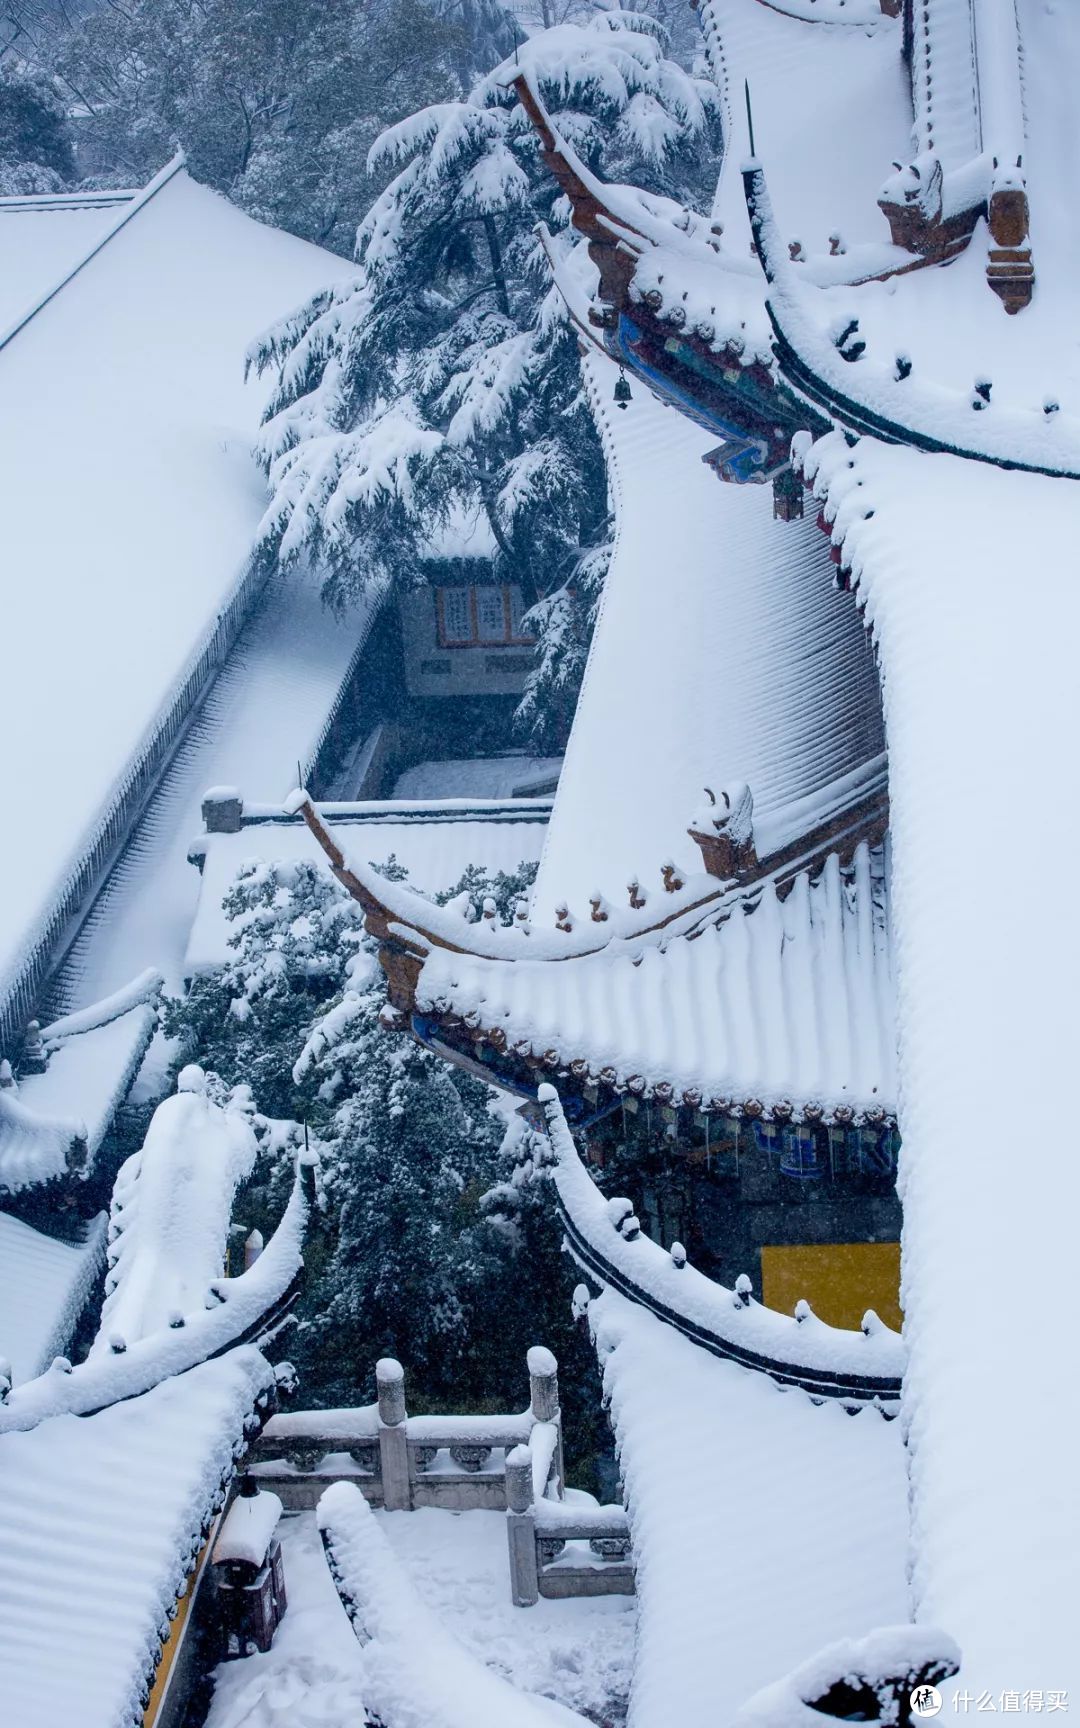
[613,369,632,409]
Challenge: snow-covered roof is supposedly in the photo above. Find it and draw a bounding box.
[531,352,885,922]
[0,1156,309,1436]
[0,1345,274,1728]
[58,564,381,1014]
[0,1211,106,1385]
[711,4,1079,470]
[699,0,911,254]
[798,428,1080,1697]
[0,186,138,334]
[185,800,551,976]
[0,970,159,1192]
[587,1288,907,1727]
[318,1479,590,1728]
[543,1084,903,1400]
[418,843,894,1123]
[92,1065,258,1355]
[0,159,350,1042]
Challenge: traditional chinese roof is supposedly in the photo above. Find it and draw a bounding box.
[417,844,893,1126]
[279,330,889,1122]
[796,426,1080,1696]
[0,158,352,1051]
[523,0,1074,488]
[185,796,551,977]
[0,970,160,1195]
[583,1287,907,1728]
[531,352,886,920]
[0,1345,275,1728]
[542,1084,903,1400]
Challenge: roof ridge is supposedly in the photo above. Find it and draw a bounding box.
[0,153,187,359]
[0,189,139,211]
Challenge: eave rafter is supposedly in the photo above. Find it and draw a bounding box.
[512,71,825,485]
[519,0,1044,493]
[289,783,892,1128]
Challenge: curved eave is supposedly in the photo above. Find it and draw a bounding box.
[513,70,823,477]
[540,1086,903,1407]
[291,780,889,971]
[745,163,1080,481]
[411,1010,896,1132]
[0,1158,314,1434]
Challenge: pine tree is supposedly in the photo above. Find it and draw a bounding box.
[249,12,722,747]
[164,854,594,1424]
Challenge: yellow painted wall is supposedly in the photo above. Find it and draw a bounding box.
[760,1241,902,1332]
[143,1518,220,1728]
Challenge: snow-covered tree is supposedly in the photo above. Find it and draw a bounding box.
[164,854,594,1420]
[250,11,722,747]
[49,0,488,254]
[0,56,73,192]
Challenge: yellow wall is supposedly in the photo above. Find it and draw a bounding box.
[143,1518,220,1728]
[760,1241,902,1332]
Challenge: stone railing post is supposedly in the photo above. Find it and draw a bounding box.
[528,1346,563,1495]
[505,1444,539,1607]
[376,1358,411,1511]
[202,785,244,833]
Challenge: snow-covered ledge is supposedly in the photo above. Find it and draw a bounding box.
[731,1626,960,1728]
[539,1085,903,1409]
[0,1152,314,1434]
[318,1481,591,1728]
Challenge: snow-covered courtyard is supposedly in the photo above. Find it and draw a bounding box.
[205,1510,634,1728]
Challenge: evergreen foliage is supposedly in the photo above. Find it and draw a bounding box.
[164,855,602,1465]
[0,56,74,192]
[47,0,506,254]
[249,11,722,747]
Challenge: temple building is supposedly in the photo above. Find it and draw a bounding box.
[288,0,1079,1707]
[2,1,1077,1721]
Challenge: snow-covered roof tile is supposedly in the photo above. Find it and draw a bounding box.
[0,1346,273,1728]
[0,975,158,1192]
[798,427,1080,1696]
[0,165,350,1046]
[699,0,911,253]
[0,1211,106,1385]
[743,6,1080,448]
[419,843,894,1122]
[532,352,886,921]
[588,1288,907,1726]
[544,1084,903,1397]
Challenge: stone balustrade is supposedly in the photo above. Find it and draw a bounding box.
[248,1349,560,1515]
[506,1445,634,1605]
[248,1349,634,1604]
